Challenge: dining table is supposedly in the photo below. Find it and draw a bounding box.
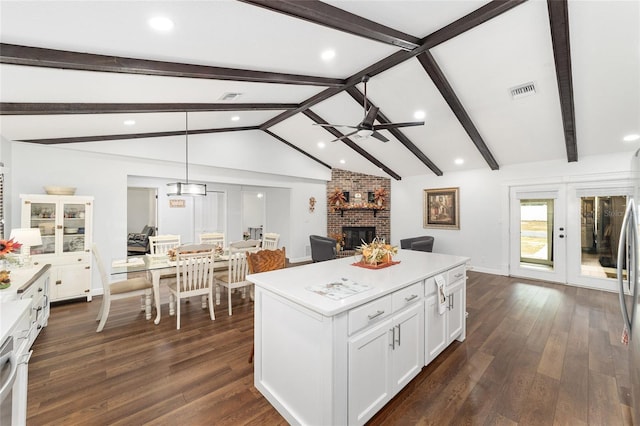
[111,244,229,324]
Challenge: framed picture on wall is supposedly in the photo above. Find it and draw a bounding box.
[423,187,459,229]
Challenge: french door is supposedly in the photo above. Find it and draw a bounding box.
[509,182,632,290]
[509,185,566,283]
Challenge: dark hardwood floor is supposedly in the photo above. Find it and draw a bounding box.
[27,271,633,425]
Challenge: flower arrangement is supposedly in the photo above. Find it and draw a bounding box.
[328,188,347,209]
[0,238,22,289]
[329,232,345,249]
[357,237,398,265]
[373,188,388,206]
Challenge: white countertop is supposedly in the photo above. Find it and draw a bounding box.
[0,266,49,303]
[0,299,31,344]
[247,249,469,317]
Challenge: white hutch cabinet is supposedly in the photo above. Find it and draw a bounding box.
[20,194,93,302]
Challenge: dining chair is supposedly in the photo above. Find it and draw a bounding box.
[149,234,182,286]
[149,234,181,255]
[261,232,280,250]
[92,244,153,332]
[246,247,286,362]
[167,249,216,330]
[215,252,253,315]
[228,239,261,254]
[199,232,225,249]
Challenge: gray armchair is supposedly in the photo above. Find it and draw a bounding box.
[309,235,337,262]
[400,236,434,253]
[127,225,155,255]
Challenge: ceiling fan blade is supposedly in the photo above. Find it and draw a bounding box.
[330,130,358,142]
[371,131,389,142]
[373,121,424,130]
[313,123,359,129]
[362,106,379,127]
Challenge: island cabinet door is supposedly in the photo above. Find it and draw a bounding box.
[425,294,447,365]
[391,301,424,393]
[447,281,465,343]
[348,318,393,425]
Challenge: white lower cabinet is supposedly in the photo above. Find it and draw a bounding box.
[348,282,424,425]
[425,266,467,365]
[49,260,91,301]
[252,253,469,426]
[425,292,447,363]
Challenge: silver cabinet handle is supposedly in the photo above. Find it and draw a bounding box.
[389,328,395,349]
[396,324,401,346]
[404,294,418,302]
[454,273,464,279]
[368,310,385,320]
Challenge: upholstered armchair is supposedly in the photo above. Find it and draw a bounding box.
[127,225,155,255]
[400,236,435,253]
[309,235,337,262]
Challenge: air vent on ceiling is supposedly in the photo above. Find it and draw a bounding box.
[509,82,536,100]
[219,92,242,101]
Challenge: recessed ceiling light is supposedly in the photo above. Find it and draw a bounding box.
[623,133,640,142]
[231,116,240,122]
[414,110,426,120]
[148,16,174,31]
[123,120,135,126]
[454,158,464,165]
[257,193,264,198]
[317,142,326,149]
[339,159,346,164]
[321,49,336,61]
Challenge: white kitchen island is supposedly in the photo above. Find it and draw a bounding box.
[248,249,469,426]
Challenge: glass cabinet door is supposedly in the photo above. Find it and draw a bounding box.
[28,202,57,255]
[62,202,87,253]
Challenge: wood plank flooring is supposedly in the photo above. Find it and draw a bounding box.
[27,272,633,425]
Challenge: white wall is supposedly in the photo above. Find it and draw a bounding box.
[7,141,328,296]
[391,151,637,275]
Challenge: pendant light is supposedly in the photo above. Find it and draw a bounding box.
[167,112,207,196]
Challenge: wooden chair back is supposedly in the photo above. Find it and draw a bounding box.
[229,239,261,254]
[175,250,216,295]
[247,247,286,274]
[149,234,181,255]
[261,233,280,250]
[200,232,225,248]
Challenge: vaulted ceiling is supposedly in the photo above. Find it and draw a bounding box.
[1,0,638,180]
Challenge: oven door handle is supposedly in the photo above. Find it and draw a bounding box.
[0,352,18,403]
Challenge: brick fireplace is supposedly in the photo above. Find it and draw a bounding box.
[327,169,390,248]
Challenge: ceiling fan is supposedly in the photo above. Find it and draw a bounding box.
[315,76,424,142]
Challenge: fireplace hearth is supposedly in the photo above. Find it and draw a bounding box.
[342,226,376,250]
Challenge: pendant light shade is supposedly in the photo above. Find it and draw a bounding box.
[166,182,206,196]
[167,112,206,196]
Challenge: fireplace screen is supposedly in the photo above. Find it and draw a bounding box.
[342,227,375,250]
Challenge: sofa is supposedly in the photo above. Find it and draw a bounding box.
[399,236,434,252]
[127,225,155,255]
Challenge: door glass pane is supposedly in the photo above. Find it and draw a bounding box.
[30,202,57,255]
[520,199,554,267]
[580,195,627,279]
[63,203,87,253]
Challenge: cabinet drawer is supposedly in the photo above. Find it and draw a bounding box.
[448,265,466,284]
[348,295,392,335]
[392,281,422,313]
